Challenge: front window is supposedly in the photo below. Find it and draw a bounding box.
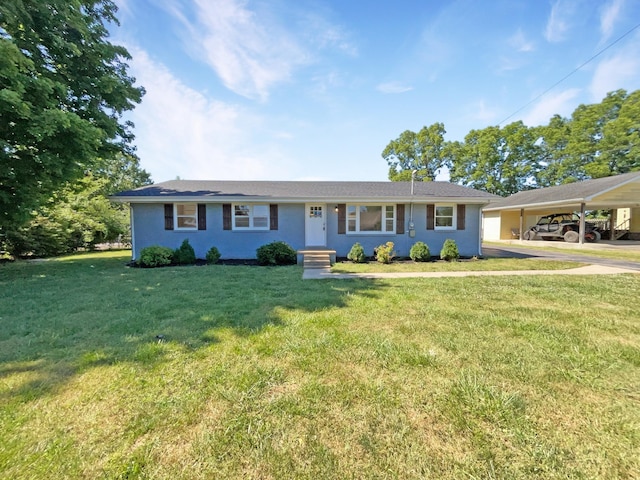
[175,204,197,230]
[233,204,269,230]
[347,204,395,233]
[435,204,456,229]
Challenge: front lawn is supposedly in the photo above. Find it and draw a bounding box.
[1,252,639,479]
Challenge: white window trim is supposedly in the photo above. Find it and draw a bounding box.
[174,203,198,230]
[346,204,396,234]
[232,203,270,231]
[434,203,457,230]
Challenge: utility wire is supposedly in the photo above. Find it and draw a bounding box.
[498,21,640,126]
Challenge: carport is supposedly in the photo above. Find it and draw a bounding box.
[483,172,640,244]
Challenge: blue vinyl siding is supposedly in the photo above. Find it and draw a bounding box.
[130,202,482,260]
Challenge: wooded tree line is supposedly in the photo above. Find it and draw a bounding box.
[383,89,640,196]
[1,1,150,257]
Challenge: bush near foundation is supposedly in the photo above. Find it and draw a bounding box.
[410,241,431,262]
[256,241,297,266]
[347,243,367,263]
[440,239,460,262]
[138,246,174,267]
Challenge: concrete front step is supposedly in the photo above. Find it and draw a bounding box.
[300,250,334,269]
[303,256,331,269]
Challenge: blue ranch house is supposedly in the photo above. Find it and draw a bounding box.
[113,180,498,262]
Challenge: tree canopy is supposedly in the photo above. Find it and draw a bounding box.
[0,0,144,232]
[382,123,448,181]
[383,89,640,195]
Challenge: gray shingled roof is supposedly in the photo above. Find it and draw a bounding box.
[484,172,640,211]
[114,180,499,203]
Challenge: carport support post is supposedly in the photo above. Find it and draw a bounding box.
[579,202,586,244]
[519,209,524,241]
[610,209,617,240]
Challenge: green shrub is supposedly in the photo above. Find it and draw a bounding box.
[256,241,297,266]
[375,241,395,264]
[440,238,460,261]
[206,246,221,264]
[347,242,367,263]
[173,239,196,265]
[138,246,174,268]
[410,241,431,262]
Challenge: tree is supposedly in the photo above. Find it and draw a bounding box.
[4,174,130,257]
[534,115,575,187]
[2,153,151,257]
[0,0,144,233]
[449,121,539,196]
[535,89,640,185]
[383,123,448,181]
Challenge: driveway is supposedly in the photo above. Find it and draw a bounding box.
[482,244,640,272]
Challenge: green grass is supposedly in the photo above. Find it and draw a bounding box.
[332,257,583,273]
[1,252,639,479]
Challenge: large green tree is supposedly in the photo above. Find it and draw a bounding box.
[448,121,540,196]
[535,89,640,186]
[0,0,144,232]
[383,123,448,181]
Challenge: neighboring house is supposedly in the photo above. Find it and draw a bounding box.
[482,172,640,242]
[113,180,498,261]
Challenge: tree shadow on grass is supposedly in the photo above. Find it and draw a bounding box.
[0,254,385,402]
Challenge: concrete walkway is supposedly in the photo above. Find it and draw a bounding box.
[303,243,640,280]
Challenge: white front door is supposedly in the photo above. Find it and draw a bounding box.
[305,204,326,246]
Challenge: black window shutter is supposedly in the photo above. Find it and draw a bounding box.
[457,204,466,230]
[223,204,232,230]
[396,204,405,234]
[270,204,278,230]
[164,204,174,230]
[198,204,206,230]
[426,204,434,230]
[337,204,346,234]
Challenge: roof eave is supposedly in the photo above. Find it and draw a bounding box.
[112,195,494,204]
[483,198,586,212]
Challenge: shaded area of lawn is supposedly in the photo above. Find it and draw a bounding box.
[0,252,379,403]
[1,251,639,479]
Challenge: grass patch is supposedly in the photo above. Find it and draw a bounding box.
[332,257,583,273]
[1,251,639,479]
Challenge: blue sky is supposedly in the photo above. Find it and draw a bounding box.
[112,0,640,183]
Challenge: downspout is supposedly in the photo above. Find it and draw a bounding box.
[129,204,136,260]
[478,207,483,256]
[408,170,416,237]
[579,202,586,245]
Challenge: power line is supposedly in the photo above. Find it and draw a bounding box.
[498,21,640,126]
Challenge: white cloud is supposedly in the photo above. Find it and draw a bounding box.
[376,82,413,94]
[589,46,640,101]
[600,0,626,42]
[195,0,310,101]
[509,29,535,52]
[126,47,294,181]
[521,88,581,126]
[157,0,356,102]
[545,0,579,42]
[467,100,500,123]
